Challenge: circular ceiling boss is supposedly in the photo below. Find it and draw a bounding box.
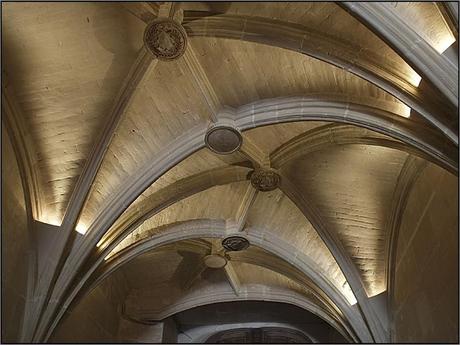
[222,236,250,252]
[205,126,243,155]
[250,169,281,192]
[204,254,228,269]
[143,19,188,61]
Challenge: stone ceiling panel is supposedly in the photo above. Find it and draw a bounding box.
[246,189,352,301]
[390,2,456,53]
[121,249,185,291]
[225,2,416,78]
[130,148,248,208]
[121,251,326,322]
[282,144,408,296]
[111,181,250,254]
[184,1,419,84]
[79,56,214,229]
[2,2,458,343]
[2,2,145,224]
[242,122,330,156]
[190,37,411,117]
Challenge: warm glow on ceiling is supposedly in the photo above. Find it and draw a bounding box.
[343,281,358,305]
[40,213,62,227]
[104,247,119,261]
[368,286,387,299]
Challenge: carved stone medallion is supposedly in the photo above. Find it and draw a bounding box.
[205,126,243,155]
[222,236,250,252]
[250,169,281,192]
[143,19,187,61]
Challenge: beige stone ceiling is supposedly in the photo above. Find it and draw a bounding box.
[118,244,330,321]
[390,2,456,53]
[183,1,422,84]
[79,56,214,227]
[2,2,145,224]
[2,1,447,224]
[108,182,352,299]
[282,145,408,296]
[2,1,457,342]
[190,37,410,113]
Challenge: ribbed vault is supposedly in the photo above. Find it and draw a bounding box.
[2,2,458,344]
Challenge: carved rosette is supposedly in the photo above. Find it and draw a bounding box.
[250,169,281,192]
[143,19,187,61]
[222,236,250,252]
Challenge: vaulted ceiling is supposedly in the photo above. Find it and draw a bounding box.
[2,1,458,343]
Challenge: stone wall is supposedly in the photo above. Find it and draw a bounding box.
[1,125,30,342]
[50,284,121,342]
[391,163,458,342]
[50,268,130,342]
[118,319,164,343]
[50,281,168,343]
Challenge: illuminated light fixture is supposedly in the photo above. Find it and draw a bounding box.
[400,103,412,118]
[406,35,454,89]
[75,222,88,235]
[435,35,456,54]
[408,72,422,88]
